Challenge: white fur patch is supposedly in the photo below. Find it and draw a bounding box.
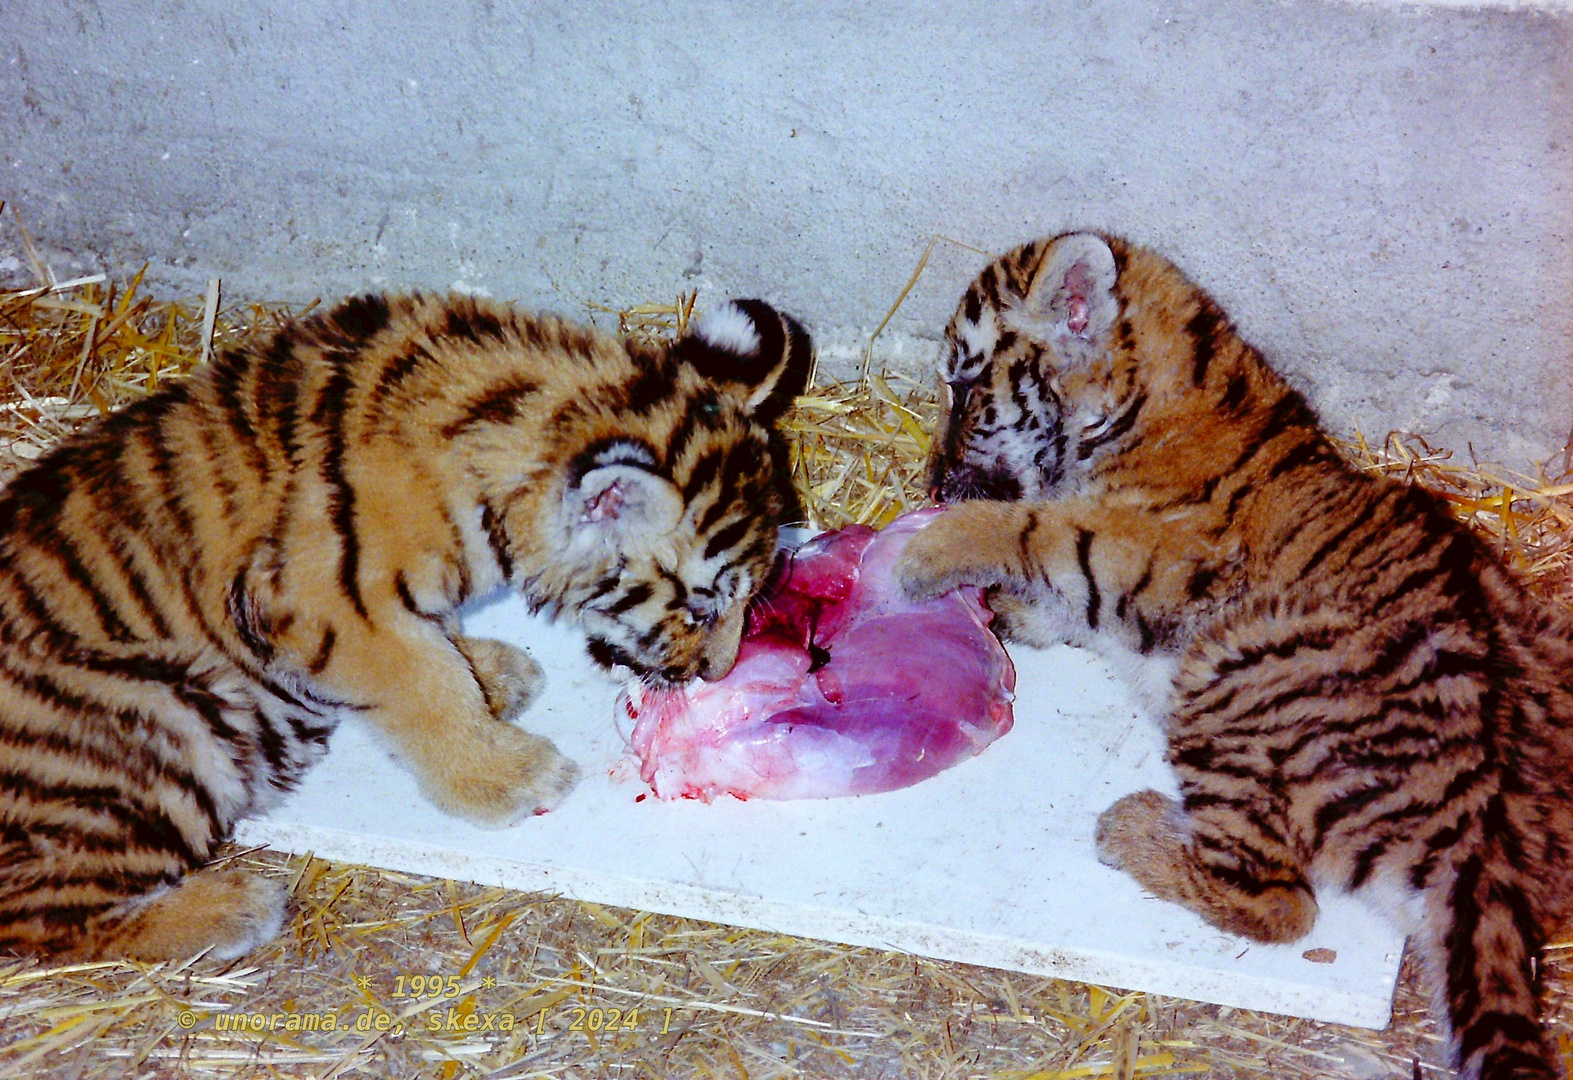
[691,302,761,357]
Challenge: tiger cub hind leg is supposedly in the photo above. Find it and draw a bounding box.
[1094,789,1319,944]
[0,834,287,962]
[83,867,289,962]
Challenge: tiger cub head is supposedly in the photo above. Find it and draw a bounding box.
[544,301,811,686]
[931,231,1204,504]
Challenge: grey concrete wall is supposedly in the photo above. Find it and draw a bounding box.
[3,0,1571,469]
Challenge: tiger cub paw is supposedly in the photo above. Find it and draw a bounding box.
[438,724,581,827]
[455,636,544,722]
[107,869,289,962]
[893,522,996,602]
[1094,789,1184,876]
[200,872,291,960]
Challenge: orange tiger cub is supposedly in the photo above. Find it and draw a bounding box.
[897,231,1573,1080]
[0,293,810,961]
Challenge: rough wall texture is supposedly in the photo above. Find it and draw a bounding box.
[3,0,1571,467]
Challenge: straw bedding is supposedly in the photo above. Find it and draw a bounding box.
[2,216,1572,1078]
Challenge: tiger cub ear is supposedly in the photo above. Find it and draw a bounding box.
[563,440,683,550]
[1013,232,1121,364]
[673,299,813,422]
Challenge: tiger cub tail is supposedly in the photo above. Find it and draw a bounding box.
[1425,842,1558,1080]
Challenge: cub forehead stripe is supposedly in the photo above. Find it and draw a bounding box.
[703,516,753,561]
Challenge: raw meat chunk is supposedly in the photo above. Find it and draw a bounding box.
[620,509,1016,801]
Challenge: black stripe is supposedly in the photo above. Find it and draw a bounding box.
[166,558,336,723]
[254,330,306,463]
[1298,500,1385,578]
[441,375,542,439]
[370,344,432,408]
[659,568,688,606]
[703,516,753,561]
[1115,561,1153,621]
[137,406,199,545]
[586,570,623,602]
[1219,372,1250,414]
[436,502,473,602]
[962,286,982,325]
[622,357,679,415]
[0,760,219,856]
[0,742,216,862]
[663,389,724,471]
[603,582,654,616]
[308,627,337,674]
[32,523,136,643]
[0,564,73,645]
[1456,1015,1547,1070]
[979,263,1001,309]
[210,354,271,479]
[1262,434,1328,485]
[683,448,725,502]
[479,500,515,581]
[228,569,275,663]
[1348,838,1390,890]
[442,302,504,345]
[311,353,367,619]
[1018,510,1040,568]
[329,293,392,344]
[586,636,649,676]
[1135,614,1156,653]
[395,571,426,619]
[1187,306,1222,386]
[1221,480,1255,525]
[697,441,767,534]
[1312,785,1388,845]
[1074,528,1099,630]
[94,523,174,640]
[198,419,246,522]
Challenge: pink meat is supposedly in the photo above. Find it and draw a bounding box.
[620,509,1016,801]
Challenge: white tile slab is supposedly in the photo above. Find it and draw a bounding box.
[237,591,1405,1029]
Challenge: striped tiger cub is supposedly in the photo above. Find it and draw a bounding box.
[0,292,811,961]
[896,231,1573,1080]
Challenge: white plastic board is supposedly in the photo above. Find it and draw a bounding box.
[237,590,1405,1029]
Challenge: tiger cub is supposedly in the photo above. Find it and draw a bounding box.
[896,231,1573,1080]
[0,292,810,962]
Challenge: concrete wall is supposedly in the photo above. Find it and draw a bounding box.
[3,0,1571,469]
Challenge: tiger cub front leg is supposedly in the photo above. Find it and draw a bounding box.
[322,621,578,825]
[895,499,1212,643]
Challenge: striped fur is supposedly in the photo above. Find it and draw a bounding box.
[0,292,810,961]
[898,232,1573,1080]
